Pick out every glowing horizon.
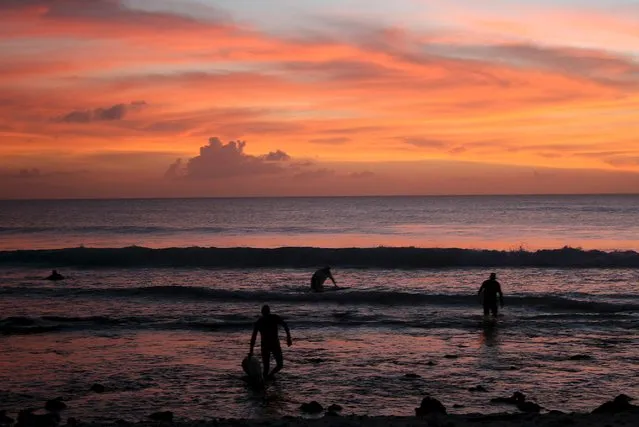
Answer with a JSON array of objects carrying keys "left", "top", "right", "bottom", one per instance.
[{"left": 1, "top": 0, "right": 638, "bottom": 198}]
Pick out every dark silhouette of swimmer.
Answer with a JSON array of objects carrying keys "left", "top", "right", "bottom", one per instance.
[
  {"left": 249, "top": 304, "right": 292, "bottom": 379},
  {"left": 478, "top": 272, "right": 504, "bottom": 316},
  {"left": 310, "top": 266, "right": 337, "bottom": 292},
  {"left": 45, "top": 270, "right": 65, "bottom": 281}
]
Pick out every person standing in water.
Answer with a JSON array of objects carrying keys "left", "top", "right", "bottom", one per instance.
[
  {"left": 310, "top": 266, "right": 337, "bottom": 292},
  {"left": 478, "top": 272, "right": 504, "bottom": 316},
  {"left": 249, "top": 304, "right": 292, "bottom": 379}
]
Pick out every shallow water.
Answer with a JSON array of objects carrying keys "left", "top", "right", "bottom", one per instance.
[{"left": 1, "top": 267, "right": 637, "bottom": 420}]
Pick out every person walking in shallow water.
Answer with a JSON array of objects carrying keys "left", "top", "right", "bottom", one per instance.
[
  {"left": 478, "top": 273, "right": 504, "bottom": 316},
  {"left": 249, "top": 304, "right": 292, "bottom": 379}
]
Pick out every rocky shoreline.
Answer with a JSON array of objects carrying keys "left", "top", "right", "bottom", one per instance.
[{"left": 1, "top": 394, "right": 637, "bottom": 427}]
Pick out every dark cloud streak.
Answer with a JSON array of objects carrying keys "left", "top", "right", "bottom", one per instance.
[{"left": 58, "top": 101, "right": 146, "bottom": 123}]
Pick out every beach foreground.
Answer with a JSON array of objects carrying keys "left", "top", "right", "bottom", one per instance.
[
  {"left": 6, "top": 396, "right": 639, "bottom": 427},
  {"left": 20, "top": 411, "right": 637, "bottom": 427}
]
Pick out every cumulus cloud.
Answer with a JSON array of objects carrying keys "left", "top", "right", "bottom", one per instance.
[
  {"left": 58, "top": 101, "right": 147, "bottom": 123},
  {"left": 262, "top": 150, "right": 291, "bottom": 161},
  {"left": 165, "top": 137, "right": 291, "bottom": 179}
]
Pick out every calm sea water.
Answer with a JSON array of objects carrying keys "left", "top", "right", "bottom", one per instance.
[
  {"left": 0, "top": 196, "right": 638, "bottom": 421},
  {"left": 0, "top": 195, "right": 638, "bottom": 250}
]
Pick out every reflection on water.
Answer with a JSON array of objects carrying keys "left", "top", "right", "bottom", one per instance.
[{"left": 480, "top": 319, "right": 501, "bottom": 348}]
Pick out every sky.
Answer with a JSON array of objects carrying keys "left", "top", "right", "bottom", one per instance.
[{"left": 1, "top": 0, "right": 638, "bottom": 198}]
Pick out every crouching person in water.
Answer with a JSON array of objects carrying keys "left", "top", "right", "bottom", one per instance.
[
  {"left": 311, "top": 266, "right": 337, "bottom": 292},
  {"left": 249, "top": 304, "right": 292, "bottom": 379}
]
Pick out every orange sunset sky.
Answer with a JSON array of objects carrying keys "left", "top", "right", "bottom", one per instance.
[{"left": 1, "top": 0, "right": 638, "bottom": 198}]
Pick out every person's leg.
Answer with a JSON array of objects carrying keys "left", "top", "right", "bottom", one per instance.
[
  {"left": 268, "top": 345, "right": 284, "bottom": 378},
  {"left": 483, "top": 304, "right": 489, "bottom": 316},
  {"left": 261, "top": 347, "right": 271, "bottom": 378},
  {"left": 491, "top": 302, "right": 498, "bottom": 316}
]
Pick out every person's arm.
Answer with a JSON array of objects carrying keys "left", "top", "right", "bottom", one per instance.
[
  {"left": 477, "top": 283, "right": 485, "bottom": 295},
  {"left": 249, "top": 321, "right": 259, "bottom": 356},
  {"left": 329, "top": 272, "right": 337, "bottom": 287},
  {"left": 497, "top": 282, "right": 504, "bottom": 307},
  {"left": 279, "top": 316, "right": 292, "bottom": 346}
]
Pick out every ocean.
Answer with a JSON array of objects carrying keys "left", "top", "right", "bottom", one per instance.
[{"left": 0, "top": 195, "right": 638, "bottom": 421}]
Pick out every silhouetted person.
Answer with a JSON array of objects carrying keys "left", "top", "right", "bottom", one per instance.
[
  {"left": 45, "top": 270, "right": 65, "bottom": 281},
  {"left": 249, "top": 304, "right": 292, "bottom": 379},
  {"left": 310, "top": 266, "right": 337, "bottom": 292},
  {"left": 478, "top": 272, "right": 504, "bottom": 316}
]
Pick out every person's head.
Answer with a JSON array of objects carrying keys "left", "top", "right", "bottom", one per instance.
[
  {"left": 261, "top": 304, "right": 270, "bottom": 316},
  {"left": 489, "top": 272, "right": 497, "bottom": 280}
]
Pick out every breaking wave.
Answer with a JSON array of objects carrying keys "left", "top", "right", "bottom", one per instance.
[
  {"left": 1, "top": 285, "right": 637, "bottom": 313},
  {"left": 1, "top": 246, "right": 639, "bottom": 268}
]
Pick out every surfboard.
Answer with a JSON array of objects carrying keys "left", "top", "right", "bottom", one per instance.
[{"left": 241, "top": 355, "right": 264, "bottom": 388}]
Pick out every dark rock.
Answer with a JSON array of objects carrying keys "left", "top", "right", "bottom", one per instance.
[
  {"left": 300, "top": 401, "right": 323, "bottom": 414},
  {"left": 1, "top": 410, "right": 15, "bottom": 426},
  {"left": 453, "top": 404, "right": 465, "bottom": 409},
  {"left": 415, "top": 396, "right": 447, "bottom": 416},
  {"left": 45, "top": 399, "right": 67, "bottom": 412},
  {"left": 147, "top": 411, "right": 173, "bottom": 422},
  {"left": 468, "top": 385, "right": 488, "bottom": 392},
  {"left": 404, "top": 373, "right": 421, "bottom": 379},
  {"left": 569, "top": 354, "right": 592, "bottom": 361},
  {"left": 89, "top": 384, "right": 106, "bottom": 393},
  {"left": 615, "top": 393, "right": 634, "bottom": 402},
  {"left": 592, "top": 394, "right": 637, "bottom": 414},
  {"left": 427, "top": 361, "right": 437, "bottom": 366},
  {"left": 17, "top": 409, "right": 60, "bottom": 427},
  {"left": 517, "top": 401, "right": 541, "bottom": 413},
  {"left": 444, "top": 355, "right": 458, "bottom": 359},
  {"left": 308, "top": 358, "right": 324, "bottom": 364},
  {"left": 490, "top": 391, "right": 526, "bottom": 405},
  {"left": 466, "top": 413, "right": 525, "bottom": 423},
  {"left": 327, "top": 404, "right": 342, "bottom": 412}
]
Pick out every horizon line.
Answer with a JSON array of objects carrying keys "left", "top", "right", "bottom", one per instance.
[{"left": 1, "top": 192, "right": 639, "bottom": 202}]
